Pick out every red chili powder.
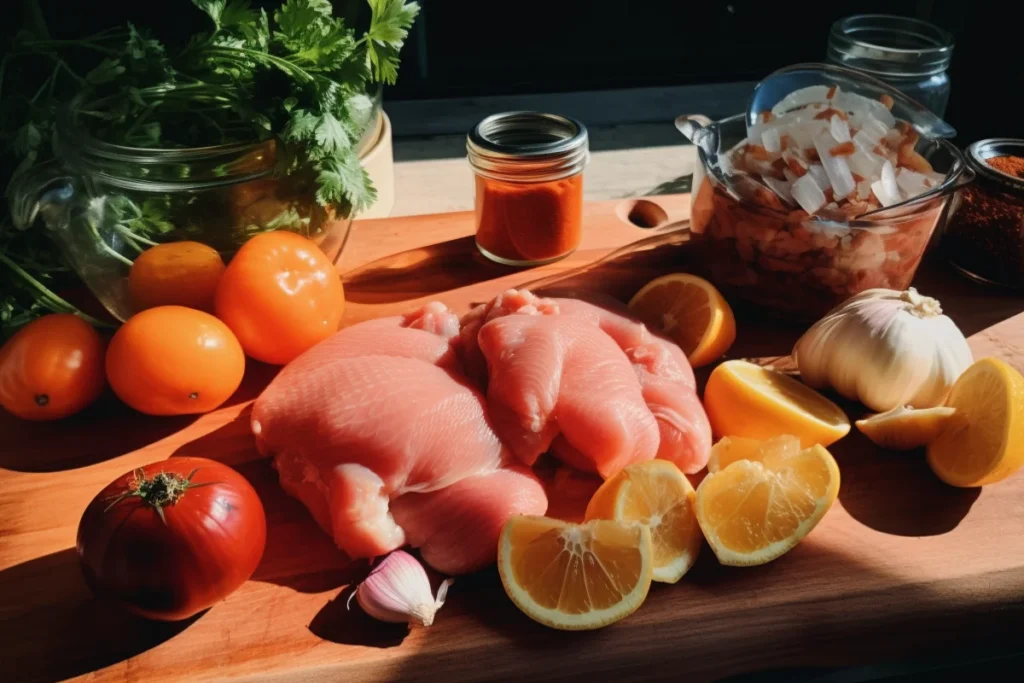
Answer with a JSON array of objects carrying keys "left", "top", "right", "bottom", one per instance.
[{"left": 987, "top": 155, "right": 1024, "bottom": 179}]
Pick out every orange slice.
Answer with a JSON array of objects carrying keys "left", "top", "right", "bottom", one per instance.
[
  {"left": 584, "top": 459, "right": 702, "bottom": 583},
  {"left": 703, "top": 360, "right": 850, "bottom": 447},
  {"left": 498, "top": 516, "right": 653, "bottom": 630},
  {"left": 708, "top": 434, "right": 801, "bottom": 473},
  {"left": 856, "top": 405, "right": 958, "bottom": 451},
  {"left": 927, "top": 358, "right": 1024, "bottom": 487},
  {"left": 696, "top": 444, "right": 840, "bottom": 566},
  {"left": 628, "top": 273, "right": 736, "bottom": 367}
]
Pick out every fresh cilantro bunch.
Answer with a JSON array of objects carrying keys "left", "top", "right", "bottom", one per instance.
[
  {"left": 85, "top": 0, "right": 420, "bottom": 216},
  {"left": 0, "top": 0, "right": 419, "bottom": 336}
]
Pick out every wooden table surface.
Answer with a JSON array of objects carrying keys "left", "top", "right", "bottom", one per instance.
[{"left": 3, "top": 194, "right": 1024, "bottom": 683}]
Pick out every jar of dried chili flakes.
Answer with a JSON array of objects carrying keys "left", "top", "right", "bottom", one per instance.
[
  {"left": 467, "top": 112, "right": 589, "bottom": 266},
  {"left": 943, "top": 139, "right": 1024, "bottom": 288}
]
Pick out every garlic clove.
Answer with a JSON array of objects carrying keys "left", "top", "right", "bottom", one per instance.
[{"left": 348, "top": 550, "right": 454, "bottom": 627}]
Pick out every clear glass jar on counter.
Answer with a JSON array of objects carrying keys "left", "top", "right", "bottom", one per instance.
[
  {"left": 943, "top": 139, "right": 1024, "bottom": 288},
  {"left": 827, "top": 15, "right": 953, "bottom": 117},
  {"left": 467, "top": 112, "right": 589, "bottom": 266},
  {"left": 7, "top": 87, "right": 383, "bottom": 322}
]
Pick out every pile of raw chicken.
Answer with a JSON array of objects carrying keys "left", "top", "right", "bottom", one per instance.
[{"left": 252, "top": 290, "right": 712, "bottom": 574}]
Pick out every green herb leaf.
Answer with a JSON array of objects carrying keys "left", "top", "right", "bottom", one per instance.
[
  {"left": 316, "top": 153, "right": 375, "bottom": 213},
  {"left": 364, "top": 0, "right": 420, "bottom": 84}
]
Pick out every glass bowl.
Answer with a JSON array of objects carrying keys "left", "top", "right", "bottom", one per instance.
[
  {"left": 8, "top": 87, "right": 383, "bottom": 322},
  {"left": 680, "top": 112, "right": 971, "bottom": 319}
]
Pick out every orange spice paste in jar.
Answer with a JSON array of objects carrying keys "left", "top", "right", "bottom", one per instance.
[{"left": 467, "top": 112, "right": 589, "bottom": 266}]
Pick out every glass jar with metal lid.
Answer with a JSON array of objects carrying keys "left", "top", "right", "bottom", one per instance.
[
  {"left": 467, "top": 112, "right": 589, "bottom": 266},
  {"left": 943, "top": 139, "right": 1024, "bottom": 288},
  {"left": 827, "top": 14, "right": 954, "bottom": 116}
]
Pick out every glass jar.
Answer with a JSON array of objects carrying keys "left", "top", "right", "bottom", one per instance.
[
  {"left": 679, "top": 113, "right": 971, "bottom": 320},
  {"left": 827, "top": 15, "right": 954, "bottom": 117},
  {"left": 943, "top": 139, "right": 1024, "bottom": 288},
  {"left": 8, "top": 88, "right": 382, "bottom": 322},
  {"left": 467, "top": 112, "right": 589, "bottom": 266}
]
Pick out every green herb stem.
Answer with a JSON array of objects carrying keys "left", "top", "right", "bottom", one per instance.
[{"left": 0, "top": 252, "right": 111, "bottom": 328}]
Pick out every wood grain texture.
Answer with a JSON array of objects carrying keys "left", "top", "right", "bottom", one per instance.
[{"left": 2, "top": 195, "right": 1024, "bottom": 683}]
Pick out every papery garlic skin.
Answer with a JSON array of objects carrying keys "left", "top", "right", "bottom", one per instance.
[
  {"left": 794, "top": 288, "right": 973, "bottom": 412},
  {"left": 349, "top": 550, "right": 453, "bottom": 627}
]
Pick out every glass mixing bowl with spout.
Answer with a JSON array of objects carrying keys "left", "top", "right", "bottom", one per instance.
[{"left": 676, "top": 63, "right": 972, "bottom": 319}]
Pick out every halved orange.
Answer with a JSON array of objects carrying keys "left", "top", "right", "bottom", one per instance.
[
  {"left": 585, "top": 459, "right": 702, "bottom": 583},
  {"left": 703, "top": 360, "right": 850, "bottom": 447},
  {"left": 927, "top": 358, "right": 1024, "bottom": 487},
  {"left": 628, "top": 273, "right": 736, "bottom": 367},
  {"left": 856, "top": 405, "right": 958, "bottom": 451},
  {"left": 498, "top": 516, "right": 653, "bottom": 630},
  {"left": 696, "top": 443, "right": 840, "bottom": 566},
  {"left": 708, "top": 434, "right": 801, "bottom": 473}
]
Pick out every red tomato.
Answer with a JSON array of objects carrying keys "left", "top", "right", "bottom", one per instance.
[
  {"left": 76, "top": 457, "right": 266, "bottom": 621},
  {"left": 215, "top": 231, "right": 345, "bottom": 365},
  {"left": 0, "top": 314, "right": 106, "bottom": 420}
]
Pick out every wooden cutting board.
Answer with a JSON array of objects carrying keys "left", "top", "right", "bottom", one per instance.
[{"left": 3, "top": 195, "right": 1024, "bottom": 683}]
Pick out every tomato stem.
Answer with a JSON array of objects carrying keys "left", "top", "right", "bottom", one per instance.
[{"left": 104, "top": 467, "right": 216, "bottom": 524}]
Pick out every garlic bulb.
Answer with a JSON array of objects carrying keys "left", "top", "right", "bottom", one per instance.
[
  {"left": 793, "top": 288, "right": 973, "bottom": 412},
  {"left": 348, "top": 550, "right": 452, "bottom": 627}
]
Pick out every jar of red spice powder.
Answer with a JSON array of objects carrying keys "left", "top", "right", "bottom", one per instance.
[
  {"left": 943, "top": 139, "right": 1024, "bottom": 288},
  {"left": 467, "top": 112, "right": 589, "bottom": 266}
]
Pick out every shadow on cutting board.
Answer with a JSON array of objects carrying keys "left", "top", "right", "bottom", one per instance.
[
  {"left": 0, "top": 548, "right": 201, "bottom": 683},
  {"left": 831, "top": 422, "right": 980, "bottom": 537},
  {"left": 0, "top": 397, "right": 197, "bottom": 473},
  {"left": 385, "top": 538, "right": 1024, "bottom": 683},
  {"left": 342, "top": 235, "right": 519, "bottom": 305}
]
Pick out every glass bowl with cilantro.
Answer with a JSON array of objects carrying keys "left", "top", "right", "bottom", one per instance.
[{"left": 3, "top": 0, "right": 418, "bottom": 325}]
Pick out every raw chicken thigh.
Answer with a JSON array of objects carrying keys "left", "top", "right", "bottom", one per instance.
[
  {"left": 460, "top": 290, "right": 712, "bottom": 476},
  {"left": 254, "top": 291, "right": 711, "bottom": 574},
  {"left": 251, "top": 302, "right": 547, "bottom": 574}
]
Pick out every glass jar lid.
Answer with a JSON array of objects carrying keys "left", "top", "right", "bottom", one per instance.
[{"left": 467, "top": 112, "right": 589, "bottom": 183}]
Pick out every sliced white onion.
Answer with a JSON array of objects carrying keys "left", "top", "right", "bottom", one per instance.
[
  {"left": 791, "top": 174, "right": 827, "bottom": 215},
  {"left": 833, "top": 91, "right": 897, "bottom": 128},
  {"left": 871, "top": 161, "right": 902, "bottom": 206},
  {"left": 762, "top": 127, "right": 782, "bottom": 153},
  {"left": 813, "top": 132, "right": 856, "bottom": 199},
  {"left": 895, "top": 168, "right": 931, "bottom": 198},
  {"left": 788, "top": 120, "right": 829, "bottom": 150},
  {"left": 771, "top": 86, "right": 833, "bottom": 116},
  {"left": 829, "top": 115, "right": 851, "bottom": 143},
  {"left": 846, "top": 147, "right": 885, "bottom": 178},
  {"left": 808, "top": 163, "right": 831, "bottom": 191},
  {"left": 853, "top": 128, "right": 883, "bottom": 153},
  {"left": 762, "top": 175, "right": 794, "bottom": 204},
  {"left": 783, "top": 168, "right": 799, "bottom": 183},
  {"left": 856, "top": 179, "right": 873, "bottom": 200}
]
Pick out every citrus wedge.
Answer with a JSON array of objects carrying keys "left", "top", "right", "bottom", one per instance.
[
  {"left": 498, "top": 516, "right": 653, "bottom": 630},
  {"left": 856, "top": 405, "right": 958, "bottom": 451},
  {"left": 708, "top": 434, "right": 801, "bottom": 473},
  {"left": 584, "top": 459, "right": 702, "bottom": 583},
  {"left": 696, "top": 444, "right": 840, "bottom": 566},
  {"left": 628, "top": 273, "right": 736, "bottom": 367},
  {"left": 703, "top": 360, "right": 851, "bottom": 447},
  {"left": 927, "top": 358, "right": 1024, "bottom": 488}
]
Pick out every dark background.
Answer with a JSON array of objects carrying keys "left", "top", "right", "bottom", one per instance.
[{"left": 2, "top": 0, "right": 1019, "bottom": 144}]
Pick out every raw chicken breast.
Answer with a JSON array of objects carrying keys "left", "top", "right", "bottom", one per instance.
[
  {"left": 391, "top": 466, "right": 546, "bottom": 575},
  {"left": 461, "top": 290, "right": 712, "bottom": 475},
  {"left": 252, "top": 303, "right": 547, "bottom": 574}
]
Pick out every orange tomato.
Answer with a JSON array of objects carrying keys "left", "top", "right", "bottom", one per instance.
[
  {"left": 106, "top": 306, "right": 245, "bottom": 415},
  {"left": 129, "top": 241, "right": 227, "bottom": 312},
  {"left": 0, "top": 314, "right": 106, "bottom": 420},
  {"left": 215, "top": 231, "right": 345, "bottom": 365}
]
